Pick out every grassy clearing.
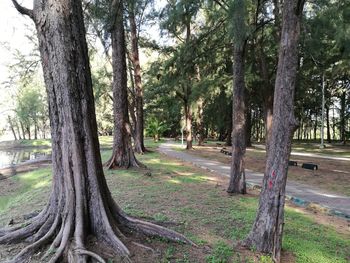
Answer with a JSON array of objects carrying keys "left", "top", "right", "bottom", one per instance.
[{"left": 0, "top": 141, "right": 349, "bottom": 262}]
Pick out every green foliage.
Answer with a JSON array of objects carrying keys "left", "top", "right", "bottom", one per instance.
[{"left": 146, "top": 118, "right": 169, "bottom": 141}]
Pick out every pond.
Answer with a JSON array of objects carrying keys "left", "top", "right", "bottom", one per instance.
[{"left": 0, "top": 149, "right": 51, "bottom": 169}]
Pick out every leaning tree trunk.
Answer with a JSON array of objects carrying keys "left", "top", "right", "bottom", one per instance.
[
  {"left": 107, "top": 0, "right": 142, "bottom": 169},
  {"left": 20, "top": 121, "right": 26, "bottom": 140},
  {"left": 128, "top": 6, "right": 147, "bottom": 154},
  {"left": 0, "top": 1, "right": 192, "bottom": 262},
  {"left": 227, "top": 45, "right": 247, "bottom": 194},
  {"left": 244, "top": 1, "right": 305, "bottom": 262},
  {"left": 7, "top": 116, "right": 18, "bottom": 141}
]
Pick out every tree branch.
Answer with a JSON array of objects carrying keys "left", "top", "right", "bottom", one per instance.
[{"left": 11, "top": 0, "right": 34, "bottom": 20}]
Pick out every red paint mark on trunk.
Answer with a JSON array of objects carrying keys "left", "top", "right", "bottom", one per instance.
[
  {"left": 268, "top": 180, "right": 273, "bottom": 189},
  {"left": 272, "top": 170, "right": 276, "bottom": 178}
]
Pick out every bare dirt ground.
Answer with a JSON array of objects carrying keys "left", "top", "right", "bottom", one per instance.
[{"left": 189, "top": 144, "right": 350, "bottom": 196}]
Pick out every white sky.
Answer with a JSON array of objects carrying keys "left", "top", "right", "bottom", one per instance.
[{"left": 0, "top": 0, "right": 34, "bottom": 81}]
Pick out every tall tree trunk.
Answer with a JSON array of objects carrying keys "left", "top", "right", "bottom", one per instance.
[
  {"left": 326, "top": 105, "right": 331, "bottom": 143},
  {"left": 1, "top": 1, "right": 191, "bottom": 262},
  {"left": 128, "top": 6, "right": 146, "bottom": 154},
  {"left": 34, "top": 118, "right": 38, "bottom": 140},
  {"left": 7, "top": 116, "right": 18, "bottom": 141},
  {"left": 15, "top": 120, "right": 22, "bottom": 140},
  {"left": 244, "top": 1, "right": 305, "bottom": 261},
  {"left": 227, "top": 45, "right": 247, "bottom": 194},
  {"left": 197, "top": 97, "right": 205, "bottom": 146},
  {"left": 340, "top": 90, "right": 346, "bottom": 144},
  {"left": 332, "top": 106, "right": 336, "bottom": 140},
  {"left": 107, "top": 0, "right": 141, "bottom": 169},
  {"left": 20, "top": 121, "right": 26, "bottom": 140},
  {"left": 246, "top": 104, "right": 252, "bottom": 147},
  {"left": 185, "top": 100, "right": 193, "bottom": 150},
  {"left": 314, "top": 114, "right": 317, "bottom": 140},
  {"left": 27, "top": 125, "right": 31, "bottom": 140}
]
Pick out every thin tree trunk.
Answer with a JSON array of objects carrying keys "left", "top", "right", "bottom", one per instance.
[
  {"left": 227, "top": 45, "right": 247, "bottom": 194},
  {"left": 107, "top": 0, "right": 141, "bottom": 169},
  {"left": 340, "top": 90, "right": 346, "bottom": 144},
  {"left": 128, "top": 6, "right": 146, "bottom": 154},
  {"left": 20, "top": 121, "right": 26, "bottom": 140},
  {"left": 314, "top": 114, "right": 317, "bottom": 140},
  {"left": 246, "top": 104, "right": 252, "bottom": 147},
  {"left": 15, "top": 120, "right": 22, "bottom": 140},
  {"left": 326, "top": 105, "right": 331, "bottom": 143},
  {"left": 34, "top": 118, "right": 38, "bottom": 140},
  {"left": 27, "top": 125, "right": 31, "bottom": 140},
  {"left": 197, "top": 97, "right": 205, "bottom": 146},
  {"left": 332, "top": 106, "right": 336, "bottom": 140},
  {"left": 185, "top": 100, "right": 193, "bottom": 150},
  {"left": 7, "top": 116, "right": 18, "bottom": 141},
  {"left": 1, "top": 1, "right": 191, "bottom": 262},
  {"left": 244, "top": 1, "right": 305, "bottom": 261}
]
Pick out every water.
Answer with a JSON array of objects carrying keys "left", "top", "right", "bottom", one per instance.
[{"left": 0, "top": 150, "right": 51, "bottom": 169}]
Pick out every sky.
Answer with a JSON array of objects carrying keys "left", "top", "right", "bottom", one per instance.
[
  {"left": 0, "top": 0, "right": 166, "bottom": 140},
  {"left": 0, "top": 0, "right": 34, "bottom": 81}
]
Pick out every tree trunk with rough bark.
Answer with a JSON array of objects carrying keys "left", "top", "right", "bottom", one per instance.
[
  {"left": 8, "top": 116, "right": 18, "bottom": 141},
  {"left": 128, "top": 5, "right": 146, "bottom": 154},
  {"left": 244, "top": 1, "right": 305, "bottom": 262},
  {"left": 107, "top": 0, "right": 141, "bottom": 169},
  {"left": 326, "top": 105, "right": 331, "bottom": 143},
  {"left": 20, "top": 121, "right": 26, "bottom": 140},
  {"left": 0, "top": 1, "right": 192, "bottom": 262},
  {"left": 340, "top": 90, "right": 346, "bottom": 145},
  {"left": 246, "top": 104, "right": 252, "bottom": 147},
  {"left": 197, "top": 98, "right": 205, "bottom": 146},
  {"left": 185, "top": 100, "right": 193, "bottom": 150},
  {"left": 227, "top": 45, "right": 247, "bottom": 194}
]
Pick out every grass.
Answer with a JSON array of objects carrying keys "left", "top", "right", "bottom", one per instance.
[{"left": 0, "top": 139, "right": 349, "bottom": 262}]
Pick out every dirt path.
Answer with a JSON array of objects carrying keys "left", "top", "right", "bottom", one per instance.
[{"left": 159, "top": 142, "right": 350, "bottom": 220}]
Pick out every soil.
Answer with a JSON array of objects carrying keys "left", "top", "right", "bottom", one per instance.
[{"left": 190, "top": 144, "right": 350, "bottom": 196}]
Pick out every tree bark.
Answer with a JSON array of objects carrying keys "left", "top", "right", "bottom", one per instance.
[
  {"left": 20, "top": 121, "right": 26, "bottom": 140},
  {"left": 185, "top": 100, "right": 193, "bottom": 150},
  {"left": 244, "top": 1, "right": 305, "bottom": 261},
  {"left": 7, "top": 116, "right": 18, "bottom": 141},
  {"left": 340, "top": 90, "right": 346, "bottom": 144},
  {"left": 246, "top": 104, "right": 252, "bottom": 147},
  {"left": 197, "top": 97, "right": 205, "bottom": 146},
  {"left": 128, "top": 5, "right": 146, "bottom": 154},
  {"left": 227, "top": 43, "right": 247, "bottom": 194},
  {"left": 107, "top": 0, "right": 142, "bottom": 169},
  {"left": 1, "top": 1, "right": 191, "bottom": 262},
  {"left": 326, "top": 105, "right": 331, "bottom": 143}
]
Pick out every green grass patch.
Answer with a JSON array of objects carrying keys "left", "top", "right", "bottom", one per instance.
[{"left": 0, "top": 140, "right": 349, "bottom": 262}]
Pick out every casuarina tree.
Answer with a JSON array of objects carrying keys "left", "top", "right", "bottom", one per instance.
[
  {"left": 244, "top": 0, "right": 306, "bottom": 262},
  {"left": 0, "top": 0, "right": 192, "bottom": 262},
  {"left": 106, "top": 0, "right": 142, "bottom": 169}
]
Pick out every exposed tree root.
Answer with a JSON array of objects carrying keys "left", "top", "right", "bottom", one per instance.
[
  {"left": 0, "top": 199, "right": 194, "bottom": 262},
  {"left": 106, "top": 149, "right": 146, "bottom": 170}
]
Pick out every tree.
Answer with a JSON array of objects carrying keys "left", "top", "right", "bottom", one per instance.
[
  {"left": 106, "top": 0, "right": 142, "bottom": 168},
  {"left": 0, "top": 0, "right": 191, "bottom": 262},
  {"left": 244, "top": 0, "right": 306, "bottom": 262},
  {"left": 227, "top": 0, "right": 248, "bottom": 194},
  {"left": 127, "top": 0, "right": 151, "bottom": 154}
]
